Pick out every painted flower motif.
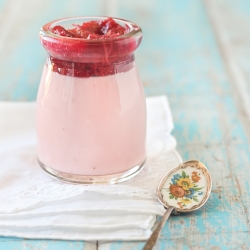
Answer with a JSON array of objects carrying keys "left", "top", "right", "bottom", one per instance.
[
  {"left": 177, "top": 202, "right": 183, "bottom": 209},
  {"left": 169, "top": 185, "right": 185, "bottom": 198},
  {"left": 192, "top": 171, "right": 201, "bottom": 183},
  {"left": 171, "top": 174, "right": 182, "bottom": 184},
  {"left": 167, "top": 170, "right": 205, "bottom": 209},
  {"left": 181, "top": 198, "right": 192, "bottom": 205},
  {"left": 176, "top": 178, "right": 194, "bottom": 190},
  {"left": 185, "top": 188, "right": 196, "bottom": 198}
]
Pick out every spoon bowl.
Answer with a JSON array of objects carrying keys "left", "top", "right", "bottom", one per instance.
[{"left": 157, "top": 160, "right": 212, "bottom": 213}]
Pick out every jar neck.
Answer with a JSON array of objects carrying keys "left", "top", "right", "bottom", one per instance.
[
  {"left": 47, "top": 54, "right": 135, "bottom": 78},
  {"left": 41, "top": 17, "right": 142, "bottom": 65}
]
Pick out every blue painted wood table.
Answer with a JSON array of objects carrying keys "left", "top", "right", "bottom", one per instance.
[{"left": 1, "top": 0, "right": 250, "bottom": 249}]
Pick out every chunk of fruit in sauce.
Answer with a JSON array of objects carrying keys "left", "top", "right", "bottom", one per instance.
[{"left": 51, "top": 18, "right": 129, "bottom": 39}]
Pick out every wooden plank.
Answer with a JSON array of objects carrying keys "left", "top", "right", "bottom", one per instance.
[
  {"left": 204, "top": 0, "right": 250, "bottom": 136},
  {"left": 0, "top": 237, "right": 96, "bottom": 250}
]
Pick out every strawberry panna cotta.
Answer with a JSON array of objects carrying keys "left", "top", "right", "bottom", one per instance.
[
  {"left": 37, "top": 17, "right": 146, "bottom": 182},
  {"left": 42, "top": 18, "right": 136, "bottom": 78}
]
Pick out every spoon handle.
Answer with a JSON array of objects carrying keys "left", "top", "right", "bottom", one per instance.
[{"left": 143, "top": 206, "right": 175, "bottom": 250}]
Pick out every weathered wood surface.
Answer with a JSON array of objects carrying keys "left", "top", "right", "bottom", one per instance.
[{"left": 1, "top": 0, "right": 250, "bottom": 249}]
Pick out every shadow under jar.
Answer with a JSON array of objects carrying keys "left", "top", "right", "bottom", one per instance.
[{"left": 36, "top": 16, "right": 146, "bottom": 184}]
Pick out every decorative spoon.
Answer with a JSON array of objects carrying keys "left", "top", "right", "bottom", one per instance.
[{"left": 143, "top": 160, "right": 212, "bottom": 250}]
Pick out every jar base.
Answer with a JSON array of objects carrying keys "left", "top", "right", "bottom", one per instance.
[{"left": 38, "top": 158, "right": 146, "bottom": 184}]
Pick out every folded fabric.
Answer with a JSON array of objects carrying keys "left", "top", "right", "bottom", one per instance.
[{"left": 0, "top": 96, "right": 182, "bottom": 240}]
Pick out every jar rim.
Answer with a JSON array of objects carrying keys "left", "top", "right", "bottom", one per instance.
[
  {"left": 41, "top": 16, "right": 142, "bottom": 43},
  {"left": 40, "top": 16, "right": 143, "bottom": 63}
]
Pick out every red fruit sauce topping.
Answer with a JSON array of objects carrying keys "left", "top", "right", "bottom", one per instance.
[
  {"left": 51, "top": 17, "right": 129, "bottom": 39},
  {"left": 41, "top": 18, "right": 139, "bottom": 78}
]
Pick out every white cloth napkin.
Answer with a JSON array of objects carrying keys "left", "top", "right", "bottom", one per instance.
[{"left": 0, "top": 96, "right": 182, "bottom": 241}]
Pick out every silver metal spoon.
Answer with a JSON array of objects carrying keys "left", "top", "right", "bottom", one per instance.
[{"left": 143, "top": 160, "right": 212, "bottom": 250}]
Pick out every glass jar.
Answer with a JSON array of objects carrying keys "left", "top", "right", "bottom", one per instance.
[{"left": 36, "top": 17, "right": 146, "bottom": 184}]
